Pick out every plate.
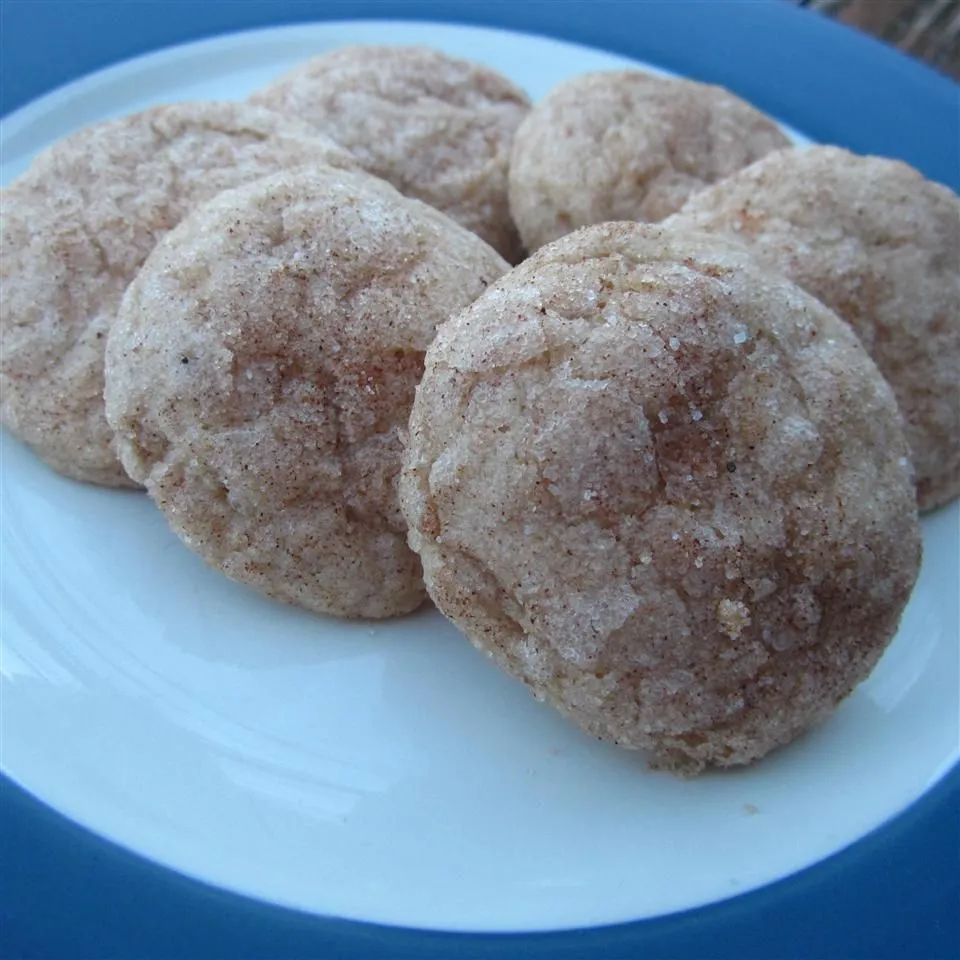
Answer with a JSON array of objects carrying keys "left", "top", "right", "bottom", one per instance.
[{"left": 2, "top": 16, "right": 958, "bottom": 936}]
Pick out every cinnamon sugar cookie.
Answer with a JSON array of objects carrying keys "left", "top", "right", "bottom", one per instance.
[
  {"left": 250, "top": 45, "right": 530, "bottom": 261},
  {"left": 105, "top": 166, "right": 507, "bottom": 618},
  {"left": 400, "top": 222, "right": 920, "bottom": 773},
  {"left": 508, "top": 71, "right": 789, "bottom": 251}
]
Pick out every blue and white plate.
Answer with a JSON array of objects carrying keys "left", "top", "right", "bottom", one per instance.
[{"left": 2, "top": 4, "right": 958, "bottom": 956}]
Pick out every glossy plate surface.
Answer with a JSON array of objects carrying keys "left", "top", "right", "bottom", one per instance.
[{"left": 2, "top": 18, "right": 958, "bottom": 935}]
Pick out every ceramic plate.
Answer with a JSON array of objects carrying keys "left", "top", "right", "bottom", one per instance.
[{"left": 2, "top": 17, "right": 958, "bottom": 935}]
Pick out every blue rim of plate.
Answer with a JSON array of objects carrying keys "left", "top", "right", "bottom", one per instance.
[{"left": 1, "top": 2, "right": 957, "bottom": 958}]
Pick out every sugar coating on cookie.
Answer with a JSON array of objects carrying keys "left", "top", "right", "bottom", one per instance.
[
  {"left": 508, "top": 71, "right": 789, "bottom": 252},
  {"left": 669, "top": 145, "right": 960, "bottom": 511},
  {"left": 105, "top": 166, "right": 508, "bottom": 618},
  {"left": 250, "top": 45, "right": 530, "bottom": 261},
  {"left": 400, "top": 222, "right": 920, "bottom": 773},
  {"left": 0, "top": 102, "right": 355, "bottom": 487}
]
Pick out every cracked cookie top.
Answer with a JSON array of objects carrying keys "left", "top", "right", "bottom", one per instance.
[
  {"left": 0, "top": 101, "right": 355, "bottom": 486},
  {"left": 105, "top": 165, "right": 507, "bottom": 618},
  {"left": 399, "top": 221, "right": 920, "bottom": 773}
]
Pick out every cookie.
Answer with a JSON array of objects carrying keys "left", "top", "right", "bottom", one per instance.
[
  {"left": 0, "top": 101, "right": 355, "bottom": 486},
  {"left": 105, "top": 166, "right": 508, "bottom": 618},
  {"left": 669, "top": 145, "right": 960, "bottom": 510},
  {"left": 399, "top": 222, "right": 920, "bottom": 773},
  {"left": 249, "top": 45, "right": 530, "bottom": 261},
  {"left": 508, "top": 71, "right": 789, "bottom": 252}
]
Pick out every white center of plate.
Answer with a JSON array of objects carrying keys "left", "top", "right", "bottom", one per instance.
[{"left": 1, "top": 20, "right": 956, "bottom": 934}]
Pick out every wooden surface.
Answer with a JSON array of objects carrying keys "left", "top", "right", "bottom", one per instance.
[{"left": 793, "top": 0, "right": 960, "bottom": 77}]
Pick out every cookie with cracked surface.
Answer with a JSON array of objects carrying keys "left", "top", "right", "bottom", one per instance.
[
  {"left": 668, "top": 146, "right": 960, "bottom": 511},
  {"left": 508, "top": 71, "right": 789, "bottom": 252},
  {"left": 249, "top": 45, "right": 530, "bottom": 262},
  {"left": 0, "top": 101, "right": 355, "bottom": 487},
  {"left": 399, "top": 222, "right": 920, "bottom": 773},
  {"left": 105, "top": 166, "right": 508, "bottom": 619}
]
